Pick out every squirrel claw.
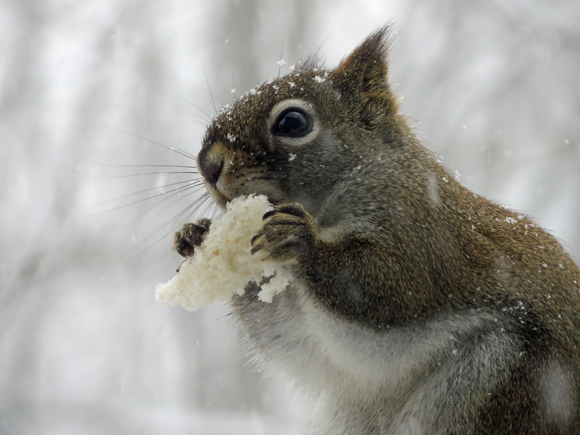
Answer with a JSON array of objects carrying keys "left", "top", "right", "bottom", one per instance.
[
  {"left": 262, "top": 204, "right": 307, "bottom": 221},
  {"left": 262, "top": 210, "right": 278, "bottom": 220},
  {"left": 253, "top": 202, "right": 316, "bottom": 263}
]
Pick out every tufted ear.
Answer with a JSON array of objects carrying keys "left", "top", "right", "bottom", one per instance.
[{"left": 331, "top": 27, "right": 398, "bottom": 121}]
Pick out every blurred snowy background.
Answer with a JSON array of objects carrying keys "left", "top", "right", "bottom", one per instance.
[{"left": 1, "top": 0, "right": 579, "bottom": 434}]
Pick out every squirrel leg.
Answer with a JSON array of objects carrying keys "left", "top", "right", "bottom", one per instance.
[
  {"left": 307, "top": 323, "right": 519, "bottom": 435},
  {"left": 388, "top": 325, "right": 519, "bottom": 435}
]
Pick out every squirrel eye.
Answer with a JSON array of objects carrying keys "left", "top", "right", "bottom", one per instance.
[{"left": 272, "top": 109, "right": 312, "bottom": 137}]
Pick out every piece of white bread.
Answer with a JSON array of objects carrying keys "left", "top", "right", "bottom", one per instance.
[{"left": 155, "top": 194, "right": 292, "bottom": 311}]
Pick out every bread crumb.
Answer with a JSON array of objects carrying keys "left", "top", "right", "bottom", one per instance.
[{"left": 155, "top": 194, "right": 291, "bottom": 311}]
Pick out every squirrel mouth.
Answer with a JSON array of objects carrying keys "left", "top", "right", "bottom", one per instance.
[
  {"left": 202, "top": 177, "right": 278, "bottom": 210},
  {"left": 201, "top": 180, "right": 229, "bottom": 210}
]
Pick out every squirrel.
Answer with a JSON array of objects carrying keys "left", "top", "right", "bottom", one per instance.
[{"left": 173, "top": 27, "right": 580, "bottom": 434}]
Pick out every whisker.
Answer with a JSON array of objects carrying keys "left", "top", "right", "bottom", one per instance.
[
  {"left": 138, "top": 192, "right": 214, "bottom": 254},
  {"left": 107, "top": 126, "right": 197, "bottom": 160},
  {"left": 184, "top": 112, "right": 211, "bottom": 124},
  {"left": 153, "top": 190, "right": 212, "bottom": 232},
  {"left": 209, "top": 199, "right": 222, "bottom": 219},
  {"left": 192, "top": 120, "right": 209, "bottom": 128},
  {"left": 176, "top": 192, "right": 213, "bottom": 223},
  {"left": 100, "top": 213, "right": 185, "bottom": 275},
  {"left": 92, "top": 163, "right": 197, "bottom": 169},
  {"left": 90, "top": 179, "right": 202, "bottom": 208},
  {"left": 96, "top": 171, "right": 198, "bottom": 180},
  {"left": 105, "top": 190, "right": 210, "bottom": 269},
  {"left": 90, "top": 182, "right": 199, "bottom": 215},
  {"left": 136, "top": 184, "right": 206, "bottom": 223},
  {"left": 178, "top": 97, "right": 213, "bottom": 122},
  {"left": 203, "top": 66, "right": 218, "bottom": 114},
  {"left": 142, "top": 212, "right": 194, "bottom": 251},
  {"left": 196, "top": 192, "right": 215, "bottom": 218},
  {"left": 180, "top": 115, "right": 209, "bottom": 128},
  {"left": 172, "top": 191, "right": 211, "bottom": 223},
  {"left": 169, "top": 191, "right": 213, "bottom": 226}
]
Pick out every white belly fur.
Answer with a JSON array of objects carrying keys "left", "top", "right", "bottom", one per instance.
[{"left": 233, "top": 282, "right": 516, "bottom": 434}]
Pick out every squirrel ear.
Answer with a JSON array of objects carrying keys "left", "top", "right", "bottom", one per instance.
[{"left": 331, "top": 27, "right": 397, "bottom": 117}]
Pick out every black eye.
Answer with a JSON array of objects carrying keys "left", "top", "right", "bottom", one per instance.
[{"left": 272, "top": 109, "right": 312, "bottom": 137}]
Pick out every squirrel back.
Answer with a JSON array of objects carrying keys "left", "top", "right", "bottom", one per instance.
[{"left": 179, "top": 27, "right": 580, "bottom": 434}]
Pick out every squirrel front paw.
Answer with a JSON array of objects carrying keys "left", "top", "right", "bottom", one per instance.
[
  {"left": 250, "top": 203, "right": 316, "bottom": 263},
  {"left": 173, "top": 218, "right": 212, "bottom": 258}
]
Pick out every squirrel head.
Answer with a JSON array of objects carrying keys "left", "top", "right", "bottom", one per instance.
[{"left": 197, "top": 27, "right": 409, "bottom": 217}]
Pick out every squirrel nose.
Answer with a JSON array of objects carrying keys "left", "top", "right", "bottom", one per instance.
[{"left": 200, "top": 158, "right": 224, "bottom": 187}]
